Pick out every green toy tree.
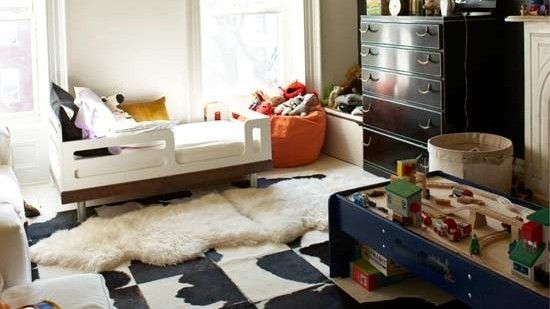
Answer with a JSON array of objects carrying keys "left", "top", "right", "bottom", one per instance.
[{"left": 470, "top": 234, "right": 481, "bottom": 255}]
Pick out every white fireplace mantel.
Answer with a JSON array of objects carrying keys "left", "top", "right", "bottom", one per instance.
[{"left": 506, "top": 16, "right": 550, "bottom": 204}]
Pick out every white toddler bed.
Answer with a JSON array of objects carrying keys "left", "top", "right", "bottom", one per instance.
[{"left": 49, "top": 108, "right": 272, "bottom": 221}]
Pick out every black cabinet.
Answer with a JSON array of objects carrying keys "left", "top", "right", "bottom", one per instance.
[{"left": 360, "top": 15, "right": 503, "bottom": 177}]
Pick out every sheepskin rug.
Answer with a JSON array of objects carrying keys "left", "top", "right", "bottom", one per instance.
[{"left": 30, "top": 172, "right": 381, "bottom": 272}]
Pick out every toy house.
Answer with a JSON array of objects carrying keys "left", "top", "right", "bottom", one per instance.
[
  {"left": 385, "top": 180, "right": 422, "bottom": 227},
  {"left": 509, "top": 208, "right": 549, "bottom": 286}
]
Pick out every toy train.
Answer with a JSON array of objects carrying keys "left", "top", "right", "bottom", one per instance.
[{"left": 433, "top": 218, "right": 472, "bottom": 242}]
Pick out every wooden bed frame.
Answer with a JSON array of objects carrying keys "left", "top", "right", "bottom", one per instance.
[{"left": 49, "top": 108, "right": 273, "bottom": 222}]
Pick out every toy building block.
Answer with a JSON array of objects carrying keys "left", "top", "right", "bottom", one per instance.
[
  {"left": 386, "top": 180, "right": 423, "bottom": 228},
  {"left": 469, "top": 210, "right": 488, "bottom": 229},
  {"left": 509, "top": 208, "right": 549, "bottom": 284},
  {"left": 350, "top": 259, "right": 410, "bottom": 291},
  {"left": 390, "top": 175, "right": 416, "bottom": 184},
  {"left": 397, "top": 159, "right": 417, "bottom": 177}
]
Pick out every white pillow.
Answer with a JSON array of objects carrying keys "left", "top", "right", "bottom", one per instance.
[
  {"left": 0, "top": 124, "right": 11, "bottom": 166},
  {"left": 73, "top": 87, "right": 116, "bottom": 139}
]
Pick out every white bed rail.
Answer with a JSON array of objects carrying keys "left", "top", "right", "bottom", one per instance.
[{"left": 56, "top": 109, "right": 272, "bottom": 193}]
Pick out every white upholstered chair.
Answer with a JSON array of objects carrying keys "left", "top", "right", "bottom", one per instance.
[{"left": 0, "top": 125, "right": 115, "bottom": 308}]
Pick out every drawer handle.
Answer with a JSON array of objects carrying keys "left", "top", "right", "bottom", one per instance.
[
  {"left": 417, "top": 55, "right": 433, "bottom": 65},
  {"left": 416, "top": 26, "right": 432, "bottom": 37},
  {"left": 419, "top": 119, "right": 432, "bottom": 130},
  {"left": 364, "top": 103, "right": 372, "bottom": 113},
  {"left": 418, "top": 83, "right": 432, "bottom": 94},
  {"left": 360, "top": 48, "right": 379, "bottom": 57},
  {"left": 364, "top": 136, "right": 373, "bottom": 147},
  {"left": 360, "top": 24, "right": 379, "bottom": 33},
  {"left": 361, "top": 73, "right": 380, "bottom": 83}
]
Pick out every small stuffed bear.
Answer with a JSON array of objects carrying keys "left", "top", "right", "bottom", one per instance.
[
  {"left": 266, "top": 95, "right": 285, "bottom": 108},
  {"left": 341, "top": 65, "right": 362, "bottom": 95},
  {"left": 423, "top": 0, "right": 440, "bottom": 16},
  {"left": 101, "top": 94, "right": 125, "bottom": 113},
  {"left": 289, "top": 93, "right": 317, "bottom": 116},
  {"left": 101, "top": 94, "right": 133, "bottom": 120}
]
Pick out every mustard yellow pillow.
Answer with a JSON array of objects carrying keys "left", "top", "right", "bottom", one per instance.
[{"left": 120, "top": 97, "right": 169, "bottom": 122}]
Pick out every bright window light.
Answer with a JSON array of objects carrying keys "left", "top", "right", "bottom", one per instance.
[{"left": 200, "top": 0, "right": 305, "bottom": 101}]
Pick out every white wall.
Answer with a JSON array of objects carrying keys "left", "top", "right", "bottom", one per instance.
[
  {"left": 67, "top": 0, "right": 190, "bottom": 120},
  {"left": 320, "top": 0, "right": 359, "bottom": 92}
]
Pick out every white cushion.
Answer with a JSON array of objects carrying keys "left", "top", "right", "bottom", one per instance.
[
  {"left": 74, "top": 87, "right": 116, "bottom": 139},
  {"left": 0, "top": 166, "right": 24, "bottom": 220},
  {"left": 0, "top": 124, "right": 10, "bottom": 165},
  {"left": 0, "top": 207, "right": 30, "bottom": 291},
  {"left": 1, "top": 274, "right": 114, "bottom": 309}
]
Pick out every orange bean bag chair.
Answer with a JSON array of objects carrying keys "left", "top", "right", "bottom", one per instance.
[{"left": 270, "top": 105, "right": 327, "bottom": 168}]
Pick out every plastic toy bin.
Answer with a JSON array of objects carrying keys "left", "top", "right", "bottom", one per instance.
[{"left": 428, "top": 133, "right": 514, "bottom": 193}]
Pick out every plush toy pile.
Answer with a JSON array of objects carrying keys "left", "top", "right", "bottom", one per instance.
[
  {"left": 326, "top": 65, "right": 363, "bottom": 116},
  {"left": 249, "top": 81, "right": 319, "bottom": 117}
]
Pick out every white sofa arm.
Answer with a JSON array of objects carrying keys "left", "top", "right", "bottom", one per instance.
[
  {"left": 0, "top": 166, "right": 25, "bottom": 221},
  {"left": 0, "top": 207, "right": 31, "bottom": 292}
]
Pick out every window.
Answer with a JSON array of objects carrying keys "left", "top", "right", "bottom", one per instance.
[
  {"left": 200, "top": 0, "right": 305, "bottom": 101},
  {"left": 0, "top": 0, "right": 35, "bottom": 114}
]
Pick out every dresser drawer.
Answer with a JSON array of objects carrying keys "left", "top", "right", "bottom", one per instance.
[
  {"left": 363, "top": 128, "right": 428, "bottom": 174},
  {"left": 362, "top": 68, "right": 442, "bottom": 109},
  {"left": 360, "top": 22, "right": 441, "bottom": 49},
  {"left": 361, "top": 45, "right": 442, "bottom": 77},
  {"left": 363, "top": 96, "right": 442, "bottom": 143}
]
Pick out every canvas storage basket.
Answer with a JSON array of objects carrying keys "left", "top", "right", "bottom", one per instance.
[{"left": 428, "top": 133, "right": 514, "bottom": 193}]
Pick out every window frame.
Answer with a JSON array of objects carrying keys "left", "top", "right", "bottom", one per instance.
[
  {"left": 0, "top": 0, "right": 41, "bottom": 119},
  {"left": 190, "top": 0, "right": 321, "bottom": 114},
  {"left": 198, "top": 0, "right": 306, "bottom": 102}
]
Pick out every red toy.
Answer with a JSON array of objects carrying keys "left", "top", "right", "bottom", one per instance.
[
  {"left": 255, "top": 102, "right": 274, "bottom": 116},
  {"left": 421, "top": 211, "right": 432, "bottom": 226},
  {"left": 433, "top": 217, "right": 472, "bottom": 242},
  {"left": 280, "top": 81, "right": 307, "bottom": 100},
  {"left": 521, "top": 221, "right": 543, "bottom": 248}
]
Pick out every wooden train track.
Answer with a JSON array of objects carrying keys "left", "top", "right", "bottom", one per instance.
[{"left": 478, "top": 230, "right": 510, "bottom": 249}]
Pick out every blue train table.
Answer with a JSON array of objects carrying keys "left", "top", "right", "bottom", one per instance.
[{"left": 329, "top": 171, "right": 549, "bottom": 308}]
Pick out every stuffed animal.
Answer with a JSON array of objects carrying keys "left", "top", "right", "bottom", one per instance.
[
  {"left": 336, "top": 93, "right": 362, "bottom": 113},
  {"left": 280, "top": 81, "right": 307, "bottom": 100},
  {"left": 328, "top": 86, "right": 345, "bottom": 109},
  {"left": 101, "top": 94, "right": 125, "bottom": 113},
  {"left": 341, "top": 65, "right": 362, "bottom": 95},
  {"left": 256, "top": 102, "right": 274, "bottom": 116},
  {"left": 249, "top": 91, "right": 268, "bottom": 111},
  {"left": 288, "top": 93, "right": 317, "bottom": 116},
  {"left": 266, "top": 95, "right": 286, "bottom": 108},
  {"left": 101, "top": 94, "right": 132, "bottom": 120},
  {"left": 275, "top": 96, "right": 303, "bottom": 116},
  {"left": 423, "top": 0, "right": 440, "bottom": 15}
]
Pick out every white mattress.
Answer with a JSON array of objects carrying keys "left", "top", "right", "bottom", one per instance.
[
  {"left": 75, "top": 121, "right": 257, "bottom": 178},
  {"left": 173, "top": 121, "right": 248, "bottom": 164}
]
